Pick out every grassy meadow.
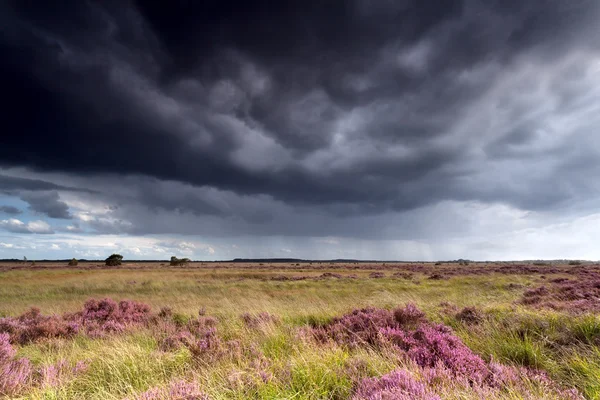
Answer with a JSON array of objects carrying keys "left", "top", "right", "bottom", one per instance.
[{"left": 1, "top": 261, "right": 599, "bottom": 399}]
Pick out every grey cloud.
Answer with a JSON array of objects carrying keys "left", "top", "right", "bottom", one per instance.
[
  {"left": 0, "top": 205, "right": 22, "bottom": 215},
  {"left": 20, "top": 191, "right": 72, "bottom": 219},
  {"left": 0, "top": 174, "right": 92, "bottom": 193}
]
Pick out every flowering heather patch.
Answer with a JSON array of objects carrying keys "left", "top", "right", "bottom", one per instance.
[
  {"left": 393, "top": 303, "right": 426, "bottom": 328},
  {"left": 0, "top": 298, "right": 153, "bottom": 344},
  {"left": 312, "top": 307, "right": 397, "bottom": 347},
  {"left": 1, "top": 333, "right": 32, "bottom": 396},
  {"left": 315, "top": 305, "right": 585, "bottom": 399},
  {"left": 158, "top": 315, "right": 222, "bottom": 355},
  {"left": 0, "top": 308, "right": 79, "bottom": 345},
  {"left": 187, "top": 328, "right": 224, "bottom": 362},
  {"left": 314, "top": 305, "right": 518, "bottom": 385},
  {"left": 380, "top": 324, "right": 489, "bottom": 383},
  {"left": 1, "top": 333, "right": 89, "bottom": 395},
  {"left": 132, "top": 380, "right": 209, "bottom": 400},
  {"left": 351, "top": 357, "right": 584, "bottom": 400},
  {"left": 0, "top": 356, "right": 31, "bottom": 396},
  {"left": 0, "top": 333, "right": 15, "bottom": 363},
  {"left": 38, "top": 359, "right": 89, "bottom": 388},
  {"left": 368, "top": 272, "right": 385, "bottom": 279},
  {"left": 0, "top": 299, "right": 151, "bottom": 344},
  {"left": 81, "top": 298, "right": 151, "bottom": 325},
  {"left": 153, "top": 311, "right": 229, "bottom": 362},
  {"left": 312, "top": 304, "right": 426, "bottom": 347},
  {"left": 519, "top": 278, "right": 600, "bottom": 313},
  {"left": 352, "top": 370, "right": 440, "bottom": 400},
  {"left": 160, "top": 330, "right": 195, "bottom": 351}
]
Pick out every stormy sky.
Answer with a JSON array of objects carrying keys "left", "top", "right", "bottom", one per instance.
[{"left": 1, "top": 0, "right": 600, "bottom": 261}]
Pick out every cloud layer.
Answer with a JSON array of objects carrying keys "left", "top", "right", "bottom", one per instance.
[{"left": 1, "top": 1, "right": 600, "bottom": 260}]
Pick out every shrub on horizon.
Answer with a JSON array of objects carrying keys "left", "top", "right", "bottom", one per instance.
[
  {"left": 68, "top": 258, "right": 78, "bottom": 266},
  {"left": 170, "top": 256, "right": 191, "bottom": 267},
  {"left": 105, "top": 254, "right": 123, "bottom": 266}
]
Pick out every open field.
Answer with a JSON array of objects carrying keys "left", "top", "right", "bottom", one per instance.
[{"left": 1, "top": 261, "right": 600, "bottom": 399}]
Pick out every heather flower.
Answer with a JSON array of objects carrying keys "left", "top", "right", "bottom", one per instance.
[
  {"left": 38, "top": 358, "right": 89, "bottom": 388},
  {"left": 400, "top": 324, "right": 488, "bottom": 383},
  {"left": 519, "top": 278, "right": 600, "bottom": 313},
  {"left": 0, "top": 310, "right": 77, "bottom": 345},
  {"left": 188, "top": 329, "right": 224, "bottom": 362},
  {"left": 0, "top": 333, "right": 15, "bottom": 363},
  {"left": 352, "top": 369, "right": 440, "bottom": 400},
  {"left": 393, "top": 303, "right": 426, "bottom": 328},
  {"left": 2, "top": 334, "right": 89, "bottom": 395},
  {"left": 39, "top": 360, "right": 63, "bottom": 387},
  {"left": 132, "top": 380, "right": 209, "bottom": 400},
  {"left": 73, "top": 360, "right": 89, "bottom": 374},
  {"left": 118, "top": 300, "right": 152, "bottom": 324},
  {"left": 315, "top": 305, "right": 489, "bottom": 383},
  {"left": 160, "top": 330, "right": 195, "bottom": 351},
  {"left": 0, "top": 357, "right": 32, "bottom": 396},
  {"left": 312, "top": 307, "right": 396, "bottom": 347},
  {"left": 81, "top": 298, "right": 151, "bottom": 326},
  {"left": 101, "top": 320, "right": 126, "bottom": 334},
  {"left": 168, "top": 380, "right": 209, "bottom": 399},
  {"left": 81, "top": 298, "right": 118, "bottom": 324},
  {"left": 258, "top": 370, "right": 272, "bottom": 383}
]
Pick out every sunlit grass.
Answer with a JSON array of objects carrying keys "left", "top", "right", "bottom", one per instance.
[{"left": 1, "top": 265, "right": 599, "bottom": 399}]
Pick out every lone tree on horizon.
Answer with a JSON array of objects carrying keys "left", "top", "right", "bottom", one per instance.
[
  {"left": 170, "top": 256, "right": 190, "bottom": 266},
  {"left": 105, "top": 254, "right": 123, "bottom": 266},
  {"left": 68, "top": 258, "right": 78, "bottom": 266}
]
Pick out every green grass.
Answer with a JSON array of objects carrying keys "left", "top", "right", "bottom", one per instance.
[{"left": 1, "top": 266, "right": 599, "bottom": 399}]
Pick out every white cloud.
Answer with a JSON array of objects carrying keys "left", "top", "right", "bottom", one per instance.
[
  {"left": 66, "top": 223, "right": 83, "bottom": 233},
  {"left": 27, "top": 220, "right": 54, "bottom": 234},
  {"left": 130, "top": 247, "right": 142, "bottom": 255},
  {"left": 0, "top": 218, "right": 54, "bottom": 234}
]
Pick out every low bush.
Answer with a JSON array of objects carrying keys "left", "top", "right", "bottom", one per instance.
[
  {"left": 105, "top": 254, "right": 123, "bottom": 266},
  {"left": 170, "top": 256, "right": 191, "bottom": 267}
]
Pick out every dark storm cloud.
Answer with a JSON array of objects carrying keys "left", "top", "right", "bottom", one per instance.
[
  {"left": 20, "top": 191, "right": 72, "bottom": 219},
  {"left": 0, "top": 174, "right": 91, "bottom": 193},
  {"left": 0, "top": 206, "right": 22, "bottom": 215},
  {"left": 1, "top": 0, "right": 600, "bottom": 227}
]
